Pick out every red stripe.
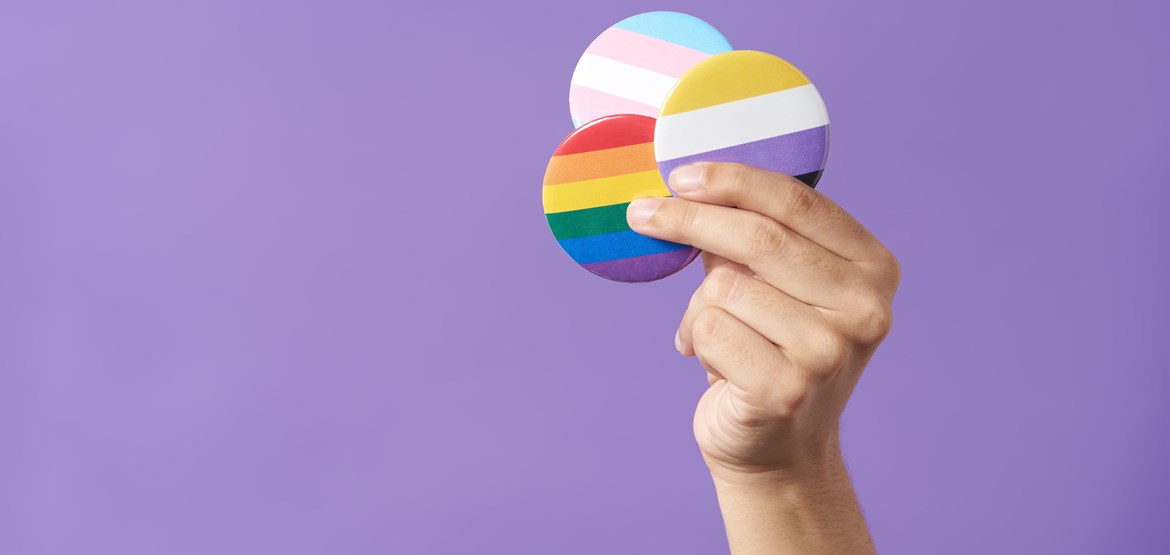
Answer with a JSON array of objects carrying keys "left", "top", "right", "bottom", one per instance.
[{"left": 554, "top": 114, "right": 656, "bottom": 156}]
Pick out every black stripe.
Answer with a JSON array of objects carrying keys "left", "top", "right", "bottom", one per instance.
[{"left": 794, "top": 169, "right": 824, "bottom": 188}]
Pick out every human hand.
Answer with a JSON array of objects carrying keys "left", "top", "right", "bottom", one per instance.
[{"left": 626, "top": 163, "right": 899, "bottom": 553}]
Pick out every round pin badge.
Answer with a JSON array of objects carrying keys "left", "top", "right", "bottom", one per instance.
[
  {"left": 569, "top": 11, "right": 733, "bottom": 128},
  {"left": 655, "top": 50, "right": 830, "bottom": 188},
  {"left": 543, "top": 114, "right": 700, "bottom": 282}
]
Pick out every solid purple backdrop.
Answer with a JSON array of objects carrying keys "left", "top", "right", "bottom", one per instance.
[{"left": 1, "top": 1, "right": 1167, "bottom": 553}]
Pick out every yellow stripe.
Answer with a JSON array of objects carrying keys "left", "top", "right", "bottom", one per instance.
[
  {"left": 660, "top": 51, "right": 812, "bottom": 116},
  {"left": 543, "top": 170, "right": 671, "bottom": 213}
]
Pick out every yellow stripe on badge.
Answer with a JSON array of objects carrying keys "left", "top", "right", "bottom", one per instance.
[
  {"left": 659, "top": 50, "right": 812, "bottom": 116},
  {"left": 542, "top": 170, "right": 670, "bottom": 213}
]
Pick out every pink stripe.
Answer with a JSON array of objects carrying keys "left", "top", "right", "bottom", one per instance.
[
  {"left": 570, "top": 85, "right": 659, "bottom": 124},
  {"left": 586, "top": 27, "right": 711, "bottom": 78}
]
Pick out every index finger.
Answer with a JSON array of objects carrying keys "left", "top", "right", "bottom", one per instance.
[{"left": 666, "top": 162, "right": 885, "bottom": 263}]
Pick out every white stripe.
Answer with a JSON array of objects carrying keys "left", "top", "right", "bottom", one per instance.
[
  {"left": 654, "top": 85, "right": 830, "bottom": 161},
  {"left": 570, "top": 54, "right": 678, "bottom": 108}
]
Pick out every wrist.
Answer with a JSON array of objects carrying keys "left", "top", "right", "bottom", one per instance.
[
  {"left": 704, "top": 431, "right": 874, "bottom": 554},
  {"left": 705, "top": 425, "right": 844, "bottom": 492}
]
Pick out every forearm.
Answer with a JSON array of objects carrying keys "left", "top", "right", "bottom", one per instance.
[{"left": 709, "top": 434, "right": 875, "bottom": 555}]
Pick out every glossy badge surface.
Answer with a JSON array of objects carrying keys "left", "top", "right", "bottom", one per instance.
[
  {"left": 543, "top": 115, "right": 699, "bottom": 282},
  {"left": 655, "top": 50, "right": 830, "bottom": 188},
  {"left": 569, "top": 11, "right": 732, "bottom": 128}
]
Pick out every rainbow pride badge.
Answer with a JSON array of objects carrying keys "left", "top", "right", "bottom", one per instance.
[
  {"left": 569, "top": 12, "right": 732, "bottom": 128},
  {"left": 543, "top": 115, "right": 699, "bottom": 282},
  {"left": 655, "top": 51, "right": 830, "bottom": 188}
]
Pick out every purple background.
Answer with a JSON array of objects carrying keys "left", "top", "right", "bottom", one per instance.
[{"left": 2, "top": 1, "right": 1167, "bottom": 553}]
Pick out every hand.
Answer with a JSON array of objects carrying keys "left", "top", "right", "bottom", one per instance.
[{"left": 626, "top": 163, "right": 899, "bottom": 553}]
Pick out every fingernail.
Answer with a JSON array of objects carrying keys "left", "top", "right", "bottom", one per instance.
[
  {"left": 669, "top": 164, "right": 706, "bottom": 193},
  {"left": 674, "top": 330, "right": 682, "bottom": 353},
  {"left": 626, "top": 197, "right": 663, "bottom": 227}
]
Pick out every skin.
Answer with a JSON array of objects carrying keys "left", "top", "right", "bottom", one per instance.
[{"left": 625, "top": 163, "right": 900, "bottom": 554}]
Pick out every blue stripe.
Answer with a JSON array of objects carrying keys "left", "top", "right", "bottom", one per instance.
[
  {"left": 612, "top": 12, "right": 733, "bottom": 55},
  {"left": 558, "top": 229, "right": 691, "bottom": 265}
]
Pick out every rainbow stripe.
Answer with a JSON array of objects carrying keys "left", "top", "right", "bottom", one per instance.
[
  {"left": 569, "top": 12, "right": 732, "bottom": 128},
  {"left": 543, "top": 115, "right": 699, "bottom": 282},
  {"left": 655, "top": 51, "right": 831, "bottom": 188}
]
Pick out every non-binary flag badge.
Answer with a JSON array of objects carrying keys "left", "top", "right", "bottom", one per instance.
[{"left": 655, "top": 50, "right": 831, "bottom": 188}]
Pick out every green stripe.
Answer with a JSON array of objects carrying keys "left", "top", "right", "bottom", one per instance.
[{"left": 546, "top": 203, "right": 631, "bottom": 240}]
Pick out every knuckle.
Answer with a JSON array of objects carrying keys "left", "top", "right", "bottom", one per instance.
[
  {"left": 788, "top": 239, "right": 824, "bottom": 273},
  {"left": 852, "top": 290, "right": 895, "bottom": 343},
  {"left": 745, "top": 218, "right": 786, "bottom": 257},
  {"left": 784, "top": 180, "right": 823, "bottom": 217},
  {"left": 709, "top": 163, "right": 751, "bottom": 191},
  {"left": 691, "top": 308, "right": 727, "bottom": 346},
  {"left": 702, "top": 266, "right": 743, "bottom": 305},
  {"left": 805, "top": 330, "right": 849, "bottom": 380}
]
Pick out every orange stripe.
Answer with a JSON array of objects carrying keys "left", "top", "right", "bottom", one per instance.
[{"left": 544, "top": 142, "right": 657, "bottom": 185}]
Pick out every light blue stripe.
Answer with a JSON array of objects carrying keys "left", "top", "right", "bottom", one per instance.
[
  {"left": 612, "top": 11, "right": 733, "bottom": 55},
  {"left": 558, "top": 229, "right": 691, "bottom": 265}
]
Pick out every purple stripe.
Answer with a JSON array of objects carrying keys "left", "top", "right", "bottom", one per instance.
[
  {"left": 582, "top": 248, "right": 700, "bottom": 283},
  {"left": 657, "top": 126, "right": 829, "bottom": 184}
]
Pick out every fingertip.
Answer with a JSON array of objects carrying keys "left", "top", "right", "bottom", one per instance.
[
  {"left": 668, "top": 163, "right": 707, "bottom": 195},
  {"left": 626, "top": 196, "right": 663, "bottom": 228}
]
